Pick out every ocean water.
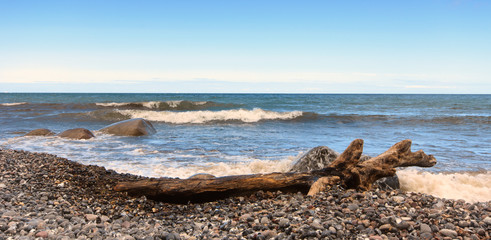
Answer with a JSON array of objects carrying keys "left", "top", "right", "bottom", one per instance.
[{"left": 1, "top": 93, "right": 490, "bottom": 202}]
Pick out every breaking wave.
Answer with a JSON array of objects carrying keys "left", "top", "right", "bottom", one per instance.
[
  {"left": 95, "top": 100, "right": 234, "bottom": 111},
  {"left": 114, "top": 108, "right": 306, "bottom": 124},
  {"left": 398, "top": 169, "right": 491, "bottom": 203}
]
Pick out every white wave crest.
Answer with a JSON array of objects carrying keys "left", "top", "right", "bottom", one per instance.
[
  {"left": 96, "top": 100, "right": 209, "bottom": 109},
  {"left": 1, "top": 102, "right": 28, "bottom": 106},
  {"left": 398, "top": 169, "right": 491, "bottom": 203},
  {"left": 115, "top": 108, "right": 304, "bottom": 123},
  {"left": 95, "top": 102, "right": 130, "bottom": 107}
]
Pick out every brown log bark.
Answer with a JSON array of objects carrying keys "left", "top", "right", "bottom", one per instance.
[{"left": 114, "top": 139, "right": 436, "bottom": 203}]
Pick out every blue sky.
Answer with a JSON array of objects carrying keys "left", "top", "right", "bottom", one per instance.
[{"left": 1, "top": 0, "right": 490, "bottom": 93}]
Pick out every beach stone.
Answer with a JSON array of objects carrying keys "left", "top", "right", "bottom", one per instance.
[
  {"left": 348, "top": 204, "right": 359, "bottom": 211},
  {"left": 166, "top": 232, "right": 181, "bottom": 240},
  {"left": 420, "top": 223, "right": 432, "bottom": 233},
  {"left": 85, "top": 214, "right": 98, "bottom": 222},
  {"left": 261, "top": 230, "right": 277, "bottom": 239},
  {"left": 392, "top": 196, "right": 405, "bottom": 203},
  {"left": 439, "top": 229, "right": 457, "bottom": 238},
  {"left": 483, "top": 217, "right": 491, "bottom": 225},
  {"left": 239, "top": 214, "right": 253, "bottom": 222},
  {"left": 458, "top": 220, "right": 470, "bottom": 228},
  {"left": 58, "top": 128, "right": 95, "bottom": 139},
  {"left": 379, "top": 224, "right": 395, "bottom": 232},
  {"left": 477, "top": 228, "right": 486, "bottom": 236},
  {"left": 290, "top": 146, "right": 399, "bottom": 189},
  {"left": 444, "top": 222, "right": 455, "bottom": 230},
  {"left": 100, "top": 215, "right": 110, "bottom": 222},
  {"left": 420, "top": 232, "right": 433, "bottom": 240},
  {"left": 1, "top": 211, "right": 18, "bottom": 218},
  {"left": 25, "top": 129, "right": 56, "bottom": 136},
  {"left": 100, "top": 118, "right": 156, "bottom": 136},
  {"left": 35, "top": 231, "right": 48, "bottom": 238},
  {"left": 369, "top": 236, "right": 383, "bottom": 240},
  {"left": 279, "top": 218, "right": 290, "bottom": 228},
  {"left": 260, "top": 217, "right": 270, "bottom": 225},
  {"left": 311, "top": 220, "right": 324, "bottom": 230}
]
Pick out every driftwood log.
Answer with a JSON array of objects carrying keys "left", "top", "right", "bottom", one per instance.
[{"left": 114, "top": 139, "right": 436, "bottom": 203}]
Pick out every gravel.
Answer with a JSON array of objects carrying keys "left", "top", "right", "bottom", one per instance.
[{"left": 1, "top": 149, "right": 490, "bottom": 239}]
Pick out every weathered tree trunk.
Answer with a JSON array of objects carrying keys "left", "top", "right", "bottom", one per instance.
[{"left": 114, "top": 139, "right": 436, "bottom": 203}]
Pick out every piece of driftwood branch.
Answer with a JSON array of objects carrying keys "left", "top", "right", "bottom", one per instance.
[{"left": 114, "top": 139, "right": 436, "bottom": 203}]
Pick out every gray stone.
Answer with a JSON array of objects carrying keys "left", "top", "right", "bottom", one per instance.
[
  {"left": 279, "top": 218, "right": 290, "bottom": 228},
  {"left": 260, "top": 217, "right": 270, "bottom": 225},
  {"left": 58, "top": 128, "right": 95, "bottom": 140},
  {"left": 458, "top": 220, "right": 470, "bottom": 228},
  {"left": 348, "top": 204, "right": 359, "bottom": 211},
  {"left": 420, "top": 232, "right": 433, "bottom": 240},
  {"left": 85, "top": 214, "right": 98, "bottom": 222},
  {"left": 165, "top": 232, "right": 181, "bottom": 240},
  {"left": 100, "top": 118, "right": 156, "bottom": 136},
  {"left": 396, "top": 221, "right": 410, "bottom": 230},
  {"left": 444, "top": 222, "right": 455, "bottom": 230},
  {"left": 439, "top": 229, "right": 457, "bottom": 238},
  {"left": 392, "top": 196, "right": 405, "bottom": 203},
  {"left": 187, "top": 173, "right": 215, "bottom": 180},
  {"left": 483, "top": 217, "right": 491, "bottom": 225},
  {"left": 25, "top": 129, "right": 55, "bottom": 136},
  {"left": 311, "top": 220, "right": 324, "bottom": 230},
  {"left": 100, "top": 215, "right": 110, "bottom": 222},
  {"left": 420, "top": 223, "right": 432, "bottom": 233},
  {"left": 1, "top": 211, "right": 18, "bottom": 218},
  {"left": 290, "top": 146, "right": 338, "bottom": 172},
  {"left": 239, "top": 214, "right": 252, "bottom": 222}
]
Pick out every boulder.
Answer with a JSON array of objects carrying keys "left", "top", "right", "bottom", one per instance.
[
  {"left": 58, "top": 128, "right": 95, "bottom": 140},
  {"left": 100, "top": 118, "right": 156, "bottom": 136},
  {"left": 290, "top": 146, "right": 400, "bottom": 190},
  {"left": 290, "top": 146, "right": 338, "bottom": 172},
  {"left": 25, "top": 128, "right": 56, "bottom": 136},
  {"left": 188, "top": 173, "right": 216, "bottom": 180}
]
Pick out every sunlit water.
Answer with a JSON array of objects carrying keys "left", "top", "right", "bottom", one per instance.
[{"left": 1, "top": 93, "right": 490, "bottom": 202}]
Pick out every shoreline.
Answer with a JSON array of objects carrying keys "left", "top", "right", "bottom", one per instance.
[{"left": 1, "top": 149, "right": 489, "bottom": 239}]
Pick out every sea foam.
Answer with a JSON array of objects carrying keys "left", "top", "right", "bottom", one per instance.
[
  {"left": 115, "top": 108, "right": 304, "bottom": 123},
  {"left": 104, "top": 157, "right": 296, "bottom": 179},
  {"left": 0, "top": 102, "right": 28, "bottom": 106},
  {"left": 398, "top": 169, "right": 491, "bottom": 203}
]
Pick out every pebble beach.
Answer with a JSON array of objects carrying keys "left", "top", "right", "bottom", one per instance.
[{"left": 1, "top": 149, "right": 490, "bottom": 240}]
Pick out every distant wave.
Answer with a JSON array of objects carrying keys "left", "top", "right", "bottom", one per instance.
[
  {"left": 0, "top": 100, "right": 236, "bottom": 111},
  {"left": 0, "top": 102, "right": 28, "bottom": 106},
  {"left": 114, "top": 108, "right": 305, "bottom": 124},
  {"left": 95, "top": 100, "right": 235, "bottom": 111}
]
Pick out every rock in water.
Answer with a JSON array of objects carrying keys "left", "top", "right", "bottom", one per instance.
[
  {"left": 25, "top": 128, "right": 56, "bottom": 136},
  {"left": 290, "top": 146, "right": 400, "bottom": 190},
  {"left": 58, "top": 128, "right": 95, "bottom": 140},
  {"left": 188, "top": 173, "right": 216, "bottom": 180},
  {"left": 290, "top": 146, "right": 339, "bottom": 172},
  {"left": 100, "top": 118, "right": 156, "bottom": 136}
]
